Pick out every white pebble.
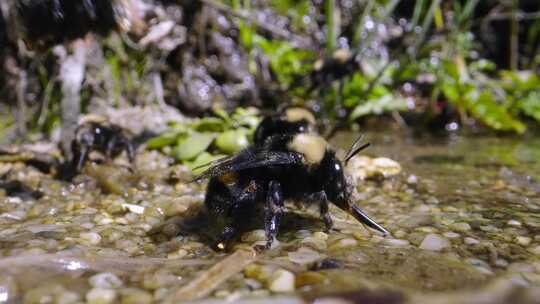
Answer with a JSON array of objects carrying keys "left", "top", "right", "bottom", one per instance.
[
  {"left": 443, "top": 232, "right": 461, "bottom": 239},
  {"left": 122, "top": 203, "right": 145, "bottom": 214},
  {"left": 529, "top": 245, "right": 540, "bottom": 256},
  {"left": 268, "top": 269, "right": 295, "bottom": 293},
  {"left": 80, "top": 232, "right": 102, "bottom": 245},
  {"left": 86, "top": 288, "right": 117, "bottom": 304},
  {"left": 419, "top": 234, "right": 450, "bottom": 251},
  {"left": 515, "top": 236, "right": 532, "bottom": 246},
  {"left": 384, "top": 238, "right": 410, "bottom": 247},
  {"left": 464, "top": 237, "right": 480, "bottom": 245},
  {"left": 406, "top": 175, "right": 418, "bottom": 184},
  {"left": 507, "top": 220, "right": 522, "bottom": 227},
  {"left": 450, "top": 222, "right": 471, "bottom": 232},
  {"left": 288, "top": 247, "right": 321, "bottom": 265},
  {"left": 89, "top": 272, "right": 123, "bottom": 289}
]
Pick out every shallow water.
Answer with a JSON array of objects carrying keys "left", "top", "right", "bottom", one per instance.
[{"left": 0, "top": 131, "right": 539, "bottom": 303}]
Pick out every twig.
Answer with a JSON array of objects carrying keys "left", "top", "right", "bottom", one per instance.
[
  {"left": 165, "top": 247, "right": 257, "bottom": 302},
  {"left": 0, "top": 254, "right": 213, "bottom": 276},
  {"left": 201, "top": 0, "right": 312, "bottom": 49}
]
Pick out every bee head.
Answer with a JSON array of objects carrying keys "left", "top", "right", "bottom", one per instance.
[{"left": 320, "top": 152, "right": 349, "bottom": 210}]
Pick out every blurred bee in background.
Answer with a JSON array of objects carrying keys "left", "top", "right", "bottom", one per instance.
[
  {"left": 70, "top": 116, "right": 135, "bottom": 175},
  {"left": 196, "top": 132, "right": 388, "bottom": 251}
]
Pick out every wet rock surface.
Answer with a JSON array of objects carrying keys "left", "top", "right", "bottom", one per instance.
[{"left": 0, "top": 131, "right": 539, "bottom": 303}]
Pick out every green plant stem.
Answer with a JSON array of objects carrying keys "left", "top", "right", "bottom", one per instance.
[
  {"left": 411, "top": 0, "right": 442, "bottom": 57},
  {"left": 325, "top": 0, "right": 339, "bottom": 53},
  {"left": 411, "top": 0, "right": 426, "bottom": 28},
  {"left": 353, "top": 0, "right": 375, "bottom": 46}
]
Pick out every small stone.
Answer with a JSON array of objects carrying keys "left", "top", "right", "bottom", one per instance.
[
  {"left": 167, "top": 249, "right": 188, "bottom": 259},
  {"left": 443, "top": 232, "right": 461, "bottom": 239},
  {"left": 528, "top": 245, "right": 540, "bottom": 255},
  {"left": 288, "top": 247, "right": 322, "bottom": 265},
  {"left": 450, "top": 222, "right": 471, "bottom": 232},
  {"left": 419, "top": 234, "right": 450, "bottom": 251},
  {"left": 80, "top": 232, "right": 102, "bottom": 245},
  {"left": 300, "top": 237, "right": 327, "bottom": 251},
  {"left": 86, "top": 288, "right": 117, "bottom": 304},
  {"left": 89, "top": 273, "right": 123, "bottom": 289},
  {"left": 406, "top": 175, "right": 418, "bottom": 184},
  {"left": 0, "top": 275, "right": 18, "bottom": 303},
  {"left": 57, "top": 291, "right": 80, "bottom": 304},
  {"left": 383, "top": 238, "right": 410, "bottom": 247},
  {"left": 120, "top": 288, "right": 153, "bottom": 304},
  {"left": 464, "top": 237, "right": 480, "bottom": 245},
  {"left": 507, "top": 220, "right": 522, "bottom": 227},
  {"left": 313, "top": 231, "right": 328, "bottom": 240},
  {"left": 515, "top": 236, "right": 532, "bottom": 246},
  {"left": 494, "top": 259, "right": 509, "bottom": 268},
  {"left": 143, "top": 270, "right": 180, "bottom": 290},
  {"left": 295, "top": 272, "right": 327, "bottom": 287},
  {"left": 328, "top": 238, "right": 358, "bottom": 251},
  {"left": 268, "top": 269, "right": 295, "bottom": 293},
  {"left": 241, "top": 230, "right": 266, "bottom": 243}
]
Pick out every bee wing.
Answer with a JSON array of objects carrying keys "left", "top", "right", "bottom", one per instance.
[{"left": 193, "top": 150, "right": 301, "bottom": 181}]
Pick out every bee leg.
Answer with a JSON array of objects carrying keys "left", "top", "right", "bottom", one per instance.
[
  {"left": 309, "top": 191, "right": 333, "bottom": 231},
  {"left": 259, "top": 180, "right": 284, "bottom": 251},
  {"left": 72, "top": 143, "right": 89, "bottom": 173},
  {"left": 121, "top": 137, "right": 137, "bottom": 172},
  {"left": 105, "top": 136, "right": 118, "bottom": 163},
  {"left": 215, "top": 226, "right": 236, "bottom": 251}
]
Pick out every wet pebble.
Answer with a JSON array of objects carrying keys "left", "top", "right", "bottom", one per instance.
[
  {"left": 515, "top": 236, "right": 532, "bottom": 246},
  {"left": 86, "top": 288, "right": 117, "bottom": 304},
  {"left": 80, "top": 232, "right": 102, "bottom": 245},
  {"left": 0, "top": 275, "right": 18, "bottom": 303},
  {"left": 529, "top": 245, "right": 540, "bottom": 256},
  {"left": 300, "top": 237, "right": 327, "bottom": 251},
  {"left": 295, "top": 272, "right": 327, "bottom": 287},
  {"left": 443, "top": 232, "right": 461, "bottom": 239},
  {"left": 89, "top": 272, "right": 124, "bottom": 289},
  {"left": 120, "top": 288, "right": 153, "bottom": 304},
  {"left": 450, "top": 222, "right": 471, "bottom": 232},
  {"left": 268, "top": 269, "right": 295, "bottom": 293},
  {"left": 419, "top": 234, "right": 450, "bottom": 251},
  {"left": 464, "top": 237, "right": 480, "bottom": 245},
  {"left": 383, "top": 238, "right": 410, "bottom": 247},
  {"left": 507, "top": 220, "right": 522, "bottom": 227},
  {"left": 328, "top": 238, "right": 358, "bottom": 251},
  {"left": 288, "top": 247, "right": 322, "bottom": 265}
]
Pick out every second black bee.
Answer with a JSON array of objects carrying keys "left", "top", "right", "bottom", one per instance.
[
  {"left": 253, "top": 107, "right": 316, "bottom": 146},
  {"left": 70, "top": 117, "right": 135, "bottom": 174}
]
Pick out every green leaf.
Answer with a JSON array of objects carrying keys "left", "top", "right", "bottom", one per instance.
[
  {"left": 215, "top": 129, "right": 249, "bottom": 154},
  {"left": 350, "top": 95, "right": 408, "bottom": 120},
  {"left": 193, "top": 117, "right": 225, "bottom": 132},
  {"left": 467, "top": 91, "right": 526, "bottom": 133},
  {"left": 146, "top": 131, "right": 182, "bottom": 149},
  {"left": 519, "top": 92, "right": 540, "bottom": 123},
  {"left": 173, "top": 132, "right": 216, "bottom": 161}
]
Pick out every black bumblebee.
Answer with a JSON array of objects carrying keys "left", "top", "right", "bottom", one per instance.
[
  {"left": 70, "top": 117, "right": 135, "bottom": 174},
  {"left": 253, "top": 107, "right": 316, "bottom": 146},
  {"left": 196, "top": 133, "right": 388, "bottom": 251}
]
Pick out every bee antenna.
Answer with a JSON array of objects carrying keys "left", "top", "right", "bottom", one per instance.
[{"left": 344, "top": 135, "right": 370, "bottom": 165}]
